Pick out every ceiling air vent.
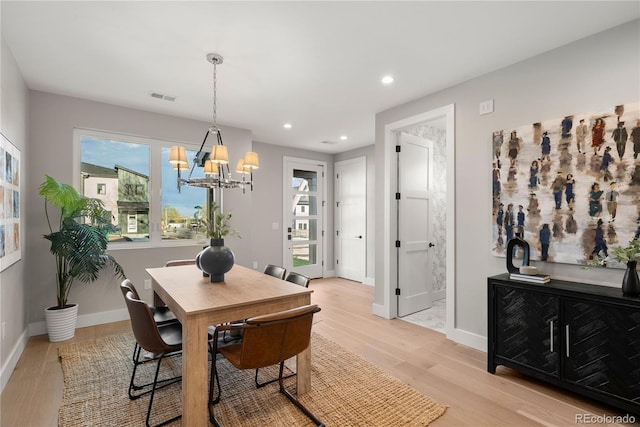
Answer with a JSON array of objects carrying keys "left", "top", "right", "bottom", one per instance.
[
  {"left": 321, "top": 140, "right": 338, "bottom": 145},
  {"left": 149, "top": 92, "right": 176, "bottom": 102}
]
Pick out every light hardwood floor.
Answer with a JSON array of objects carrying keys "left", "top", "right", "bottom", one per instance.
[{"left": 0, "top": 278, "right": 634, "bottom": 426}]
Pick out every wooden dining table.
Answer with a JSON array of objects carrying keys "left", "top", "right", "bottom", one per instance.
[{"left": 145, "top": 263, "right": 314, "bottom": 427}]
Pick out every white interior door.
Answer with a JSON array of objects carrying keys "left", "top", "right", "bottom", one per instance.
[
  {"left": 398, "top": 132, "right": 434, "bottom": 317},
  {"left": 283, "top": 158, "right": 324, "bottom": 278},
  {"left": 335, "top": 157, "right": 366, "bottom": 282}
]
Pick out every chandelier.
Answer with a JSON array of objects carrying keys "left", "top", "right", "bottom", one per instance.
[{"left": 168, "top": 53, "right": 259, "bottom": 192}]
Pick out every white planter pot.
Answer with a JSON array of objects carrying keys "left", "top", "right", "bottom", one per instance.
[{"left": 45, "top": 304, "right": 78, "bottom": 342}]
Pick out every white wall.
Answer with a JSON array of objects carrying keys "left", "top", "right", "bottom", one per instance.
[
  {"left": 375, "top": 20, "right": 640, "bottom": 339},
  {"left": 0, "top": 36, "right": 29, "bottom": 392}
]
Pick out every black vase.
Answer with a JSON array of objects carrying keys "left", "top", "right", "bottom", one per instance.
[
  {"left": 506, "top": 234, "right": 530, "bottom": 274},
  {"left": 197, "top": 238, "right": 235, "bottom": 283},
  {"left": 622, "top": 260, "right": 640, "bottom": 297}
]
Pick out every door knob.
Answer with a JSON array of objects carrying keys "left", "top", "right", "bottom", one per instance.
[
  {"left": 357, "top": 235, "right": 363, "bottom": 239},
  {"left": 428, "top": 242, "right": 435, "bottom": 247}
]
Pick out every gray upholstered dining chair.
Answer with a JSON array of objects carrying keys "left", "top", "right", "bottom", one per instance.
[
  {"left": 120, "top": 279, "right": 178, "bottom": 362},
  {"left": 263, "top": 264, "right": 286, "bottom": 280},
  {"left": 124, "top": 290, "right": 183, "bottom": 427},
  {"left": 208, "top": 304, "right": 323, "bottom": 427},
  {"left": 284, "top": 271, "right": 311, "bottom": 288}
]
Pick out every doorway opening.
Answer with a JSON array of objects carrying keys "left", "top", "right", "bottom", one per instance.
[{"left": 379, "top": 104, "right": 455, "bottom": 337}]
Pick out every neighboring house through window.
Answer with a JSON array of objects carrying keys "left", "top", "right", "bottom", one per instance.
[{"left": 77, "top": 128, "right": 210, "bottom": 247}]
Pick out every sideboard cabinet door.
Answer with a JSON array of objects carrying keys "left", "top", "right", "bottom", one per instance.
[
  {"left": 563, "top": 299, "right": 640, "bottom": 403},
  {"left": 494, "top": 285, "right": 559, "bottom": 376}
]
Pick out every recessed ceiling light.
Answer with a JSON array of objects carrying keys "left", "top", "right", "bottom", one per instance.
[
  {"left": 381, "top": 75, "right": 394, "bottom": 85},
  {"left": 340, "top": 135, "right": 348, "bottom": 140},
  {"left": 283, "top": 123, "right": 292, "bottom": 129}
]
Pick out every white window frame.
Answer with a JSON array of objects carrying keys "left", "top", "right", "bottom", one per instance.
[{"left": 73, "top": 127, "right": 209, "bottom": 250}]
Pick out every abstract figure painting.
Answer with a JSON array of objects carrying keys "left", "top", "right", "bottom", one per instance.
[
  {"left": 492, "top": 102, "right": 640, "bottom": 268},
  {"left": 0, "top": 132, "right": 21, "bottom": 272}
]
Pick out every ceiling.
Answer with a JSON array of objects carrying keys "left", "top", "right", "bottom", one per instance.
[{"left": 2, "top": 2, "right": 639, "bottom": 154}]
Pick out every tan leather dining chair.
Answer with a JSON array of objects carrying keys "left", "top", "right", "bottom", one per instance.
[
  {"left": 208, "top": 304, "right": 323, "bottom": 427},
  {"left": 253, "top": 271, "right": 312, "bottom": 387}
]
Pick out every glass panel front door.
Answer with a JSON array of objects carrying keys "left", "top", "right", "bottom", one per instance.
[{"left": 284, "top": 160, "right": 324, "bottom": 278}]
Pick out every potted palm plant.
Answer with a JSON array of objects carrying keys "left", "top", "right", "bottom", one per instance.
[
  {"left": 196, "top": 202, "right": 240, "bottom": 282},
  {"left": 39, "top": 174, "right": 125, "bottom": 341}
]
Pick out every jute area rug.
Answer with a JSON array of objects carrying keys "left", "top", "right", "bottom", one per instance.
[{"left": 58, "top": 332, "right": 446, "bottom": 426}]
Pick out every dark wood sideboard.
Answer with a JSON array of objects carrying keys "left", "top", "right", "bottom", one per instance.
[{"left": 488, "top": 274, "right": 640, "bottom": 415}]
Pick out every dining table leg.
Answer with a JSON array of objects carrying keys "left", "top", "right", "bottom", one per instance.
[
  {"left": 296, "top": 345, "right": 311, "bottom": 394},
  {"left": 181, "top": 313, "right": 210, "bottom": 427}
]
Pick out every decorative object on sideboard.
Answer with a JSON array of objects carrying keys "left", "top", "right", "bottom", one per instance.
[
  {"left": 622, "top": 260, "right": 640, "bottom": 297},
  {"left": 519, "top": 265, "right": 538, "bottom": 275},
  {"left": 505, "top": 233, "right": 530, "bottom": 274},
  {"left": 39, "top": 175, "right": 125, "bottom": 341},
  {"left": 589, "top": 238, "right": 640, "bottom": 297},
  {"left": 612, "top": 238, "right": 640, "bottom": 297},
  {"left": 196, "top": 201, "right": 239, "bottom": 282}
]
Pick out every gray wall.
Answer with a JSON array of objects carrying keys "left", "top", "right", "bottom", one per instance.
[
  {"left": 27, "top": 91, "right": 254, "bottom": 323},
  {"left": 251, "top": 141, "right": 335, "bottom": 275},
  {"left": 334, "top": 144, "right": 375, "bottom": 283},
  {"left": 375, "top": 20, "right": 640, "bottom": 337},
  {"left": 25, "top": 91, "right": 340, "bottom": 329},
  {"left": 0, "top": 36, "right": 29, "bottom": 387}
]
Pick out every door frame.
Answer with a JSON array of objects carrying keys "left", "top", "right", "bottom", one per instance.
[
  {"left": 378, "top": 104, "right": 455, "bottom": 338},
  {"left": 282, "top": 156, "right": 328, "bottom": 278},
  {"left": 334, "top": 156, "right": 367, "bottom": 282}
]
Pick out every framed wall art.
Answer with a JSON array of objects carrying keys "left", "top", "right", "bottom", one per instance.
[
  {"left": 0, "top": 131, "right": 21, "bottom": 272},
  {"left": 492, "top": 102, "right": 640, "bottom": 268}
]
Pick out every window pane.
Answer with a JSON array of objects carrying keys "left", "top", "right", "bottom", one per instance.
[
  {"left": 161, "top": 147, "right": 208, "bottom": 240},
  {"left": 80, "top": 136, "right": 150, "bottom": 242},
  {"left": 291, "top": 219, "right": 317, "bottom": 241},
  {"left": 291, "top": 195, "right": 317, "bottom": 216},
  {"left": 292, "top": 169, "right": 317, "bottom": 192},
  {"left": 291, "top": 243, "right": 317, "bottom": 266}
]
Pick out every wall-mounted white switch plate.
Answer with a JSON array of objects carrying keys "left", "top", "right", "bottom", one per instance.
[
  {"left": 479, "top": 99, "right": 494, "bottom": 115},
  {"left": 144, "top": 279, "right": 152, "bottom": 290},
  {"left": 253, "top": 261, "right": 258, "bottom": 269}
]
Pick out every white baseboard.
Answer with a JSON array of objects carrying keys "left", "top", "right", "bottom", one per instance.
[
  {"left": 324, "top": 269, "right": 336, "bottom": 278},
  {"left": 29, "top": 308, "right": 130, "bottom": 337},
  {"left": 363, "top": 276, "right": 375, "bottom": 287},
  {"left": 372, "top": 303, "right": 389, "bottom": 319},
  {"left": 1, "top": 328, "right": 29, "bottom": 394},
  {"left": 446, "top": 327, "right": 487, "bottom": 352}
]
